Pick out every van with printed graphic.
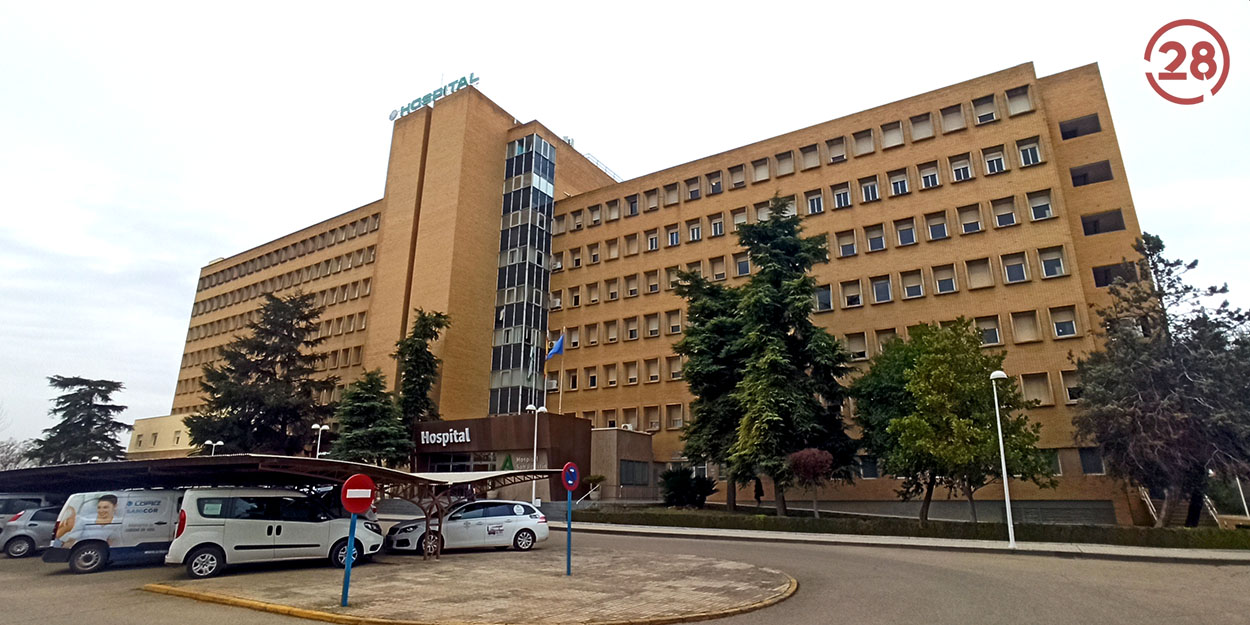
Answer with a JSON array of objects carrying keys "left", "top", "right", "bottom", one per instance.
[{"left": 42, "top": 489, "right": 183, "bottom": 573}]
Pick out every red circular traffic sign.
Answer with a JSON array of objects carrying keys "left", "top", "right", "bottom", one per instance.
[
  {"left": 562, "top": 462, "right": 580, "bottom": 492},
  {"left": 341, "top": 473, "right": 377, "bottom": 515}
]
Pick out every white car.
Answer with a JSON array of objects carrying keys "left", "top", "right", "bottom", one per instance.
[
  {"left": 166, "top": 488, "right": 383, "bottom": 579},
  {"left": 385, "top": 500, "right": 547, "bottom": 553}
]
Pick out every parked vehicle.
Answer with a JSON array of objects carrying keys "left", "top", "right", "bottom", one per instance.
[
  {"left": 166, "top": 488, "right": 383, "bottom": 579},
  {"left": 42, "top": 490, "right": 183, "bottom": 573},
  {"left": 0, "top": 493, "right": 61, "bottom": 516},
  {"left": 385, "top": 500, "right": 547, "bottom": 553},
  {"left": 1, "top": 507, "right": 59, "bottom": 557}
]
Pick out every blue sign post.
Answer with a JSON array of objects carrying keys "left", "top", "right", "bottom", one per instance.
[
  {"left": 561, "top": 462, "right": 580, "bottom": 576},
  {"left": 339, "top": 474, "right": 376, "bottom": 607},
  {"left": 341, "top": 513, "right": 357, "bottom": 607}
]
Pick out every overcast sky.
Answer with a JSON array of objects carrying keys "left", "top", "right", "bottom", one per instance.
[{"left": 1, "top": 1, "right": 1247, "bottom": 443}]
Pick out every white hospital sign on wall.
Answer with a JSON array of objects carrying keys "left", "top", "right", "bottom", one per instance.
[{"left": 390, "top": 73, "right": 480, "bottom": 120}]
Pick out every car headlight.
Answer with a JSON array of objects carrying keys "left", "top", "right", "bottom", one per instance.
[
  {"left": 364, "top": 522, "right": 381, "bottom": 535},
  {"left": 399, "top": 525, "right": 417, "bottom": 534}
]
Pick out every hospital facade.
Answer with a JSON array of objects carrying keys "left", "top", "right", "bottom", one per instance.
[{"left": 142, "top": 62, "right": 1150, "bottom": 523}]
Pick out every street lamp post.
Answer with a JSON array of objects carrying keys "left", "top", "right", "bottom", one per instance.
[
  {"left": 526, "top": 404, "right": 548, "bottom": 506},
  {"left": 990, "top": 370, "right": 1016, "bottom": 548},
  {"left": 207, "top": 440, "right": 224, "bottom": 456},
  {"left": 313, "top": 424, "right": 330, "bottom": 458}
]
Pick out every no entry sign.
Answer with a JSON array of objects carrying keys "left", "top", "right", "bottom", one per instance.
[{"left": 341, "top": 473, "right": 377, "bottom": 515}]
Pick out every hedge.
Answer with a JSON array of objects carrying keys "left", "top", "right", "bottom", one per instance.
[{"left": 571, "top": 507, "right": 1250, "bottom": 550}]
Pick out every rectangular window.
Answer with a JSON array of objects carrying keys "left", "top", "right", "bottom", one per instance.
[
  {"left": 983, "top": 148, "right": 1006, "bottom": 174},
  {"left": 1002, "top": 253, "right": 1029, "bottom": 283},
  {"left": 1062, "top": 371, "right": 1082, "bottom": 403},
  {"left": 926, "top": 212, "right": 948, "bottom": 240},
  {"left": 589, "top": 205, "right": 602, "bottom": 225},
  {"left": 664, "top": 184, "right": 679, "bottom": 206},
  {"left": 860, "top": 177, "right": 879, "bottom": 202},
  {"left": 667, "top": 226, "right": 680, "bottom": 247},
  {"left": 1081, "top": 209, "right": 1126, "bottom": 235},
  {"left": 806, "top": 190, "right": 824, "bottom": 215},
  {"left": 814, "top": 284, "right": 833, "bottom": 311},
  {"left": 933, "top": 265, "right": 957, "bottom": 294},
  {"left": 836, "top": 230, "right": 857, "bottom": 257},
  {"left": 645, "top": 189, "right": 659, "bottom": 211},
  {"left": 699, "top": 172, "right": 720, "bottom": 196},
  {"left": 901, "top": 270, "right": 923, "bottom": 299},
  {"left": 626, "top": 317, "right": 639, "bottom": 340},
  {"left": 841, "top": 280, "right": 862, "bottom": 308},
  {"left": 625, "top": 361, "right": 639, "bottom": 384},
  {"left": 992, "top": 197, "right": 1017, "bottom": 227},
  {"left": 646, "top": 270, "right": 660, "bottom": 293},
  {"left": 711, "top": 257, "right": 726, "bottom": 280},
  {"left": 1039, "top": 247, "right": 1066, "bottom": 277},
  {"left": 626, "top": 275, "right": 639, "bottom": 297},
  {"left": 776, "top": 151, "right": 795, "bottom": 175},
  {"left": 687, "top": 220, "right": 702, "bottom": 242},
  {"left": 646, "top": 230, "right": 659, "bottom": 251},
  {"left": 732, "top": 208, "right": 747, "bottom": 231},
  {"left": 1051, "top": 306, "right": 1077, "bottom": 338},
  {"left": 941, "top": 104, "right": 966, "bottom": 132},
  {"left": 800, "top": 144, "right": 820, "bottom": 169},
  {"left": 1011, "top": 311, "right": 1041, "bottom": 342},
  {"left": 606, "top": 320, "right": 619, "bottom": 342},
  {"left": 626, "top": 194, "right": 640, "bottom": 216},
  {"left": 1079, "top": 447, "right": 1105, "bottom": 475},
  {"left": 710, "top": 215, "right": 725, "bottom": 237},
  {"left": 871, "top": 276, "right": 892, "bottom": 304},
  {"left": 919, "top": 163, "right": 939, "bottom": 189},
  {"left": 729, "top": 165, "right": 746, "bottom": 189},
  {"left": 1006, "top": 85, "right": 1031, "bottom": 115},
  {"left": 967, "top": 258, "right": 993, "bottom": 289},
  {"left": 866, "top": 224, "right": 886, "bottom": 252},
  {"left": 881, "top": 122, "right": 904, "bottom": 148},
  {"left": 604, "top": 364, "right": 618, "bottom": 387},
  {"left": 826, "top": 137, "right": 847, "bottom": 163},
  {"left": 755, "top": 201, "right": 771, "bottom": 222},
  {"left": 853, "top": 129, "right": 874, "bottom": 155},
  {"left": 587, "top": 323, "right": 599, "bottom": 344},
  {"left": 950, "top": 155, "right": 972, "bottom": 182},
  {"left": 958, "top": 205, "right": 982, "bottom": 234},
  {"left": 646, "top": 314, "right": 660, "bottom": 337},
  {"left": 566, "top": 370, "right": 578, "bottom": 391},
  {"left": 734, "top": 253, "right": 750, "bottom": 276},
  {"left": 889, "top": 170, "right": 909, "bottom": 196},
  {"left": 895, "top": 218, "right": 916, "bottom": 246},
  {"left": 1059, "top": 114, "right": 1101, "bottom": 140},
  {"left": 832, "top": 184, "right": 852, "bottom": 208},
  {"left": 625, "top": 234, "right": 639, "bottom": 255},
  {"left": 606, "top": 199, "right": 620, "bottom": 221},
  {"left": 667, "top": 310, "right": 682, "bottom": 334},
  {"left": 685, "top": 177, "right": 701, "bottom": 201},
  {"left": 910, "top": 113, "right": 934, "bottom": 140},
  {"left": 607, "top": 239, "right": 620, "bottom": 260},
  {"left": 977, "top": 316, "right": 1001, "bottom": 345},
  {"left": 752, "top": 159, "right": 770, "bottom": 182},
  {"left": 1028, "top": 190, "right": 1053, "bottom": 220},
  {"left": 1022, "top": 372, "right": 1054, "bottom": 405},
  {"left": 606, "top": 278, "right": 619, "bottom": 301},
  {"left": 1070, "top": 161, "right": 1113, "bottom": 187},
  {"left": 666, "top": 403, "right": 683, "bottom": 429},
  {"left": 1018, "top": 139, "right": 1041, "bottom": 167},
  {"left": 1092, "top": 262, "right": 1139, "bottom": 287},
  {"left": 973, "top": 95, "right": 997, "bottom": 124},
  {"left": 645, "top": 358, "right": 660, "bottom": 382}
]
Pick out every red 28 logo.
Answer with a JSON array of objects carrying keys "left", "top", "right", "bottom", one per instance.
[{"left": 1145, "top": 19, "right": 1230, "bottom": 105}]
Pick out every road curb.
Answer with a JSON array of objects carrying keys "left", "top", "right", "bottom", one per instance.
[
  {"left": 555, "top": 523, "right": 1250, "bottom": 567},
  {"left": 141, "top": 574, "right": 798, "bottom": 625}
]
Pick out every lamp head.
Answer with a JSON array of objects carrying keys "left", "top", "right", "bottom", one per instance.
[
  {"left": 213, "top": 440, "right": 225, "bottom": 446},
  {"left": 536, "top": 406, "right": 549, "bottom": 414},
  {"left": 525, "top": 404, "right": 537, "bottom": 412},
  {"left": 990, "top": 370, "right": 1008, "bottom": 381}
]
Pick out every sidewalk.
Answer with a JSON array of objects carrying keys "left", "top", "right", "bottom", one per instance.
[{"left": 553, "top": 520, "right": 1250, "bottom": 566}]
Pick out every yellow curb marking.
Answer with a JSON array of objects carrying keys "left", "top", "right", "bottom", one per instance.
[{"left": 142, "top": 574, "right": 798, "bottom": 625}]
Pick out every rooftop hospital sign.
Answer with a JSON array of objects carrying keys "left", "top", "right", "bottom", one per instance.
[{"left": 389, "top": 73, "right": 480, "bottom": 121}]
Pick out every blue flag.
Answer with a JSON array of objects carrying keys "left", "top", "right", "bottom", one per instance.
[{"left": 545, "top": 335, "right": 565, "bottom": 360}]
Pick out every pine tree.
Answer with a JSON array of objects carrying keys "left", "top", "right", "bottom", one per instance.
[
  {"left": 394, "top": 309, "right": 451, "bottom": 466},
  {"left": 329, "top": 370, "right": 413, "bottom": 466},
  {"left": 26, "top": 376, "right": 131, "bottom": 465},
  {"left": 185, "top": 292, "right": 335, "bottom": 455}
]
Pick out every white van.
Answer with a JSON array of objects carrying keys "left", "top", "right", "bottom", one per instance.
[
  {"left": 166, "top": 488, "right": 383, "bottom": 578},
  {"left": 42, "top": 490, "right": 182, "bottom": 573}
]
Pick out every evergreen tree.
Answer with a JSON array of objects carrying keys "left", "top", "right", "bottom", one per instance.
[
  {"left": 329, "top": 370, "right": 412, "bottom": 466},
  {"left": 185, "top": 292, "right": 335, "bottom": 455},
  {"left": 674, "top": 271, "right": 748, "bottom": 510},
  {"left": 1075, "top": 234, "right": 1250, "bottom": 526},
  {"left": 728, "top": 196, "right": 855, "bottom": 516},
  {"left": 394, "top": 310, "right": 451, "bottom": 464},
  {"left": 27, "top": 376, "right": 131, "bottom": 465}
]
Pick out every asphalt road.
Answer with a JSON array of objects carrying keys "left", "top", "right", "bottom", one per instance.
[{"left": 3, "top": 533, "right": 1247, "bottom": 625}]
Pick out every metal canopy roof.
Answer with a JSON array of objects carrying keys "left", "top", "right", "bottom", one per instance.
[{"left": 0, "top": 454, "right": 558, "bottom": 494}]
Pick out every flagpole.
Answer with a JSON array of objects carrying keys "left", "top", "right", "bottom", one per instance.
[{"left": 557, "top": 326, "right": 565, "bottom": 416}]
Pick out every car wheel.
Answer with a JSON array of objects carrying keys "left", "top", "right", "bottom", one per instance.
[
  {"left": 419, "top": 531, "right": 443, "bottom": 555},
  {"left": 513, "top": 529, "right": 536, "bottom": 551},
  {"left": 69, "top": 543, "right": 108, "bottom": 574},
  {"left": 330, "top": 538, "right": 363, "bottom": 568},
  {"left": 186, "top": 545, "right": 226, "bottom": 579},
  {"left": 5, "top": 536, "right": 35, "bottom": 558}
]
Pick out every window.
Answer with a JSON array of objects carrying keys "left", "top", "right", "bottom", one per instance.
[
  {"left": 1051, "top": 306, "right": 1077, "bottom": 338},
  {"left": 645, "top": 230, "right": 659, "bottom": 251},
  {"left": 626, "top": 317, "right": 639, "bottom": 340},
  {"left": 881, "top": 122, "right": 904, "bottom": 148},
  {"left": 1002, "top": 253, "right": 1028, "bottom": 283},
  {"left": 645, "top": 189, "right": 659, "bottom": 211},
  {"left": 587, "top": 322, "right": 599, "bottom": 344},
  {"left": 646, "top": 270, "right": 660, "bottom": 293},
  {"left": 620, "top": 459, "right": 649, "bottom": 485},
  {"left": 889, "top": 170, "right": 909, "bottom": 196},
  {"left": 1092, "top": 262, "right": 1139, "bottom": 287},
  {"left": 859, "top": 176, "right": 879, "bottom": 202},
  {"left": 814, "top": 284, "right": 833, "bottom": 311},
  {"left": 751, "top": 159, "right": 770, "bottom": 182},
  {"left": 992, "top": 197, "right": 1017, "bottom": 227},
  {"left": 626, "top": 275, "right": 639, "bottom": 297},
  {"left": 977, "top": 316, "right": 1001, "bottom": 345},
  {"left": 569, "top": 286, "right": 581, "bottom": 307},
  {"left": 827, "top": 137, "right": 847, "bottom": 163},
  {"left": 973, "top": 95, "right": 997, "bottom": 124},
  {"left": 663, "top": 184, "right": 679, "bottom": 206},
  {"left": 983, "top": 147, "right": 1006, "bottom": 174},
  {"left": 645, "top": 358, "right": 660, "bottom": 382},
  {"left": 940, "top": 104, "right": 966, "bottom": 132},
  {"left": 805, "top": 190, "right": 824, "bottom": 215},
  {"left": 871, "top": 275, "right": 892, "bottom": 303},
  {"left": 606, "top": 320, "right": 619, "bottom": 343},
  {"left": 1062, "top": 371, "right": 1082, "bottom": 403},
  {"left": 933, "top": 265, "right": 957, "bottom": 294},
  {"left": 732, "top": 208, "right": 747, "bottom": 231},
  {"left": 776, "top": 151, "right": 795, "bottom": 175},
  {"left": 646, "top": 314, "right": 660, "bottom": 337},
  {"left": 901, "top": 270, "right": 923, "bottom": 299},
  {"left": 687, "top": 220, "right": 702, "bottom": 242},
  {"left": 710, "top": 215, "right": 725, "bottom": 237},
  {"left": 1011, "top": 310, "right": 1041, "bottom": 342},
  {"left": 895, "top": 218, "right": 916, "bottom": 246},
  {"left": 625, "top": 234, "right": 639, "bottom": 255},
  {"left": 875, "top": 329, "right": 898, "bottom": 349},
  {"left": 1018, "top": 139, "right": 1041, "bottom": 167},
  {"left": 566, "top": 370, "right": 578, "bottom": 391},
  {"left": 1022, "top": 372, "right": 1054, "bottom": 405},
  {"left": 950, "top": 155, "right": 972, "bottom": 182},
  {"left": 584, "top": 367, "right": 597, "bottom": 389},
  {"left": 711, "top": 257, "right": 726, "bottom": 280},
  {"left": 841, "top": 280, "right": 862, "bottom": 307},
  {"left": 1006, "top": 85, "right": 1031, "bottom": 115},
  {"left": 846, "top": 333, "right": 868, "bottom": 360},
  {"left": 570, "top": 249, "right": 583, "bottom": 268},
  {"left": 1082, "top": 209, "right": 1126, "bottom": 235},
  {"left": 910, "top": 113, "right": 934, "bottom": 140},
  {"left": 755, "top": 201, "right": 772, "bottom": 222},
  {"left": 966, "top": 258, "right": 993, "bottom": 289},
  {"left": 866, "top": 224, "right": 886, "bottom": 252},
  {"left": 734, "top": 253, "right": 750, "bottom": 276},
  {"left": 1059, "top": 114, "right": 1101, "bottom": 140},
  {"left": 836, "top": 230, "right": 857, "bottom": 257},
  {"left": 667, "top": 226, "right": 680, "bottom": 247},
  {"left": 926, "top": 212, "right": 948, "bottom": 240},
  {"left": 606, "top": 278, "right": 619, "bottom": 301},
  {"left": 626, "top": 194, "right": 639, "bottom": 216},
  {"left": 607, "top": 239, "right": 620, "bottom": 260},
  {"left": 589, "top": 205, "right": 602, "bottom": 225},
  {"left": 606, "top": 199, "right": 620, "bottom": 221},
  {"left": 1039, "top": 247, "right": 1066, "bottom": 277},
  {"left": 686, "top": 177, "right": 701, "bottom": 200},
  {"left": 667, "top": 310, "right": 682, "bottom": 334},
  {"left": 588, "top": 244, "right": 600, "bottom": 264},
  {"left": 1079, "top": 447, "right": 1105, "bottom": 475},
  {"left": 853, "top": 129, "right": 874, "bottom": 155},
  {"left": 665, "top": 266, "right": 679, "bottom": 289},
  {"left": 919, "top": 163, "right": 939, "bottom": 189},
  {"left": 800, "top": 144, "right": 820, "bottom": 169},
  {"left": 729, "top": 165, "right": 746, "bottom": 189},
  {"left": 605, "top": 363, "right": 618, "bottom": 386},
  {"left": 1070, "top": 161, "right": 1113, "bottom": 186},
  {"left": 832, "top": 184, "right": 852, "bottom": 208},
  {"left": 1027, "top": 190, "right": 1053, "bottom": 220},
  {"left": 958, "top": 205, "right": 982, "bottom": 234},
  {"left": 860, "top": 456, "right": 880, "bottom": 479}
]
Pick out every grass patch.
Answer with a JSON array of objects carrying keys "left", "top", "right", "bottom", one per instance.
[{"left": 573, "top": 506, "right": 1250, "bottom": 550}]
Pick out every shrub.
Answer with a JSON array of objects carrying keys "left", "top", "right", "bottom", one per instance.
[{"left": 659, "top": 467, "right": 718, "bottom": 508}]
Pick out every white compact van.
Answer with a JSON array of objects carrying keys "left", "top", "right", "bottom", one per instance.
[
  {"left": 42, "top": 489, "right": 183, "bottom": 573},
  {"left": 166, "top": 488, "right": 383, "bottom": 578}
]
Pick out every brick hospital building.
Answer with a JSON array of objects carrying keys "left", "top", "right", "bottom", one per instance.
[{"left": 152, "top": 62, "right": 1149, "bottom": 523}]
